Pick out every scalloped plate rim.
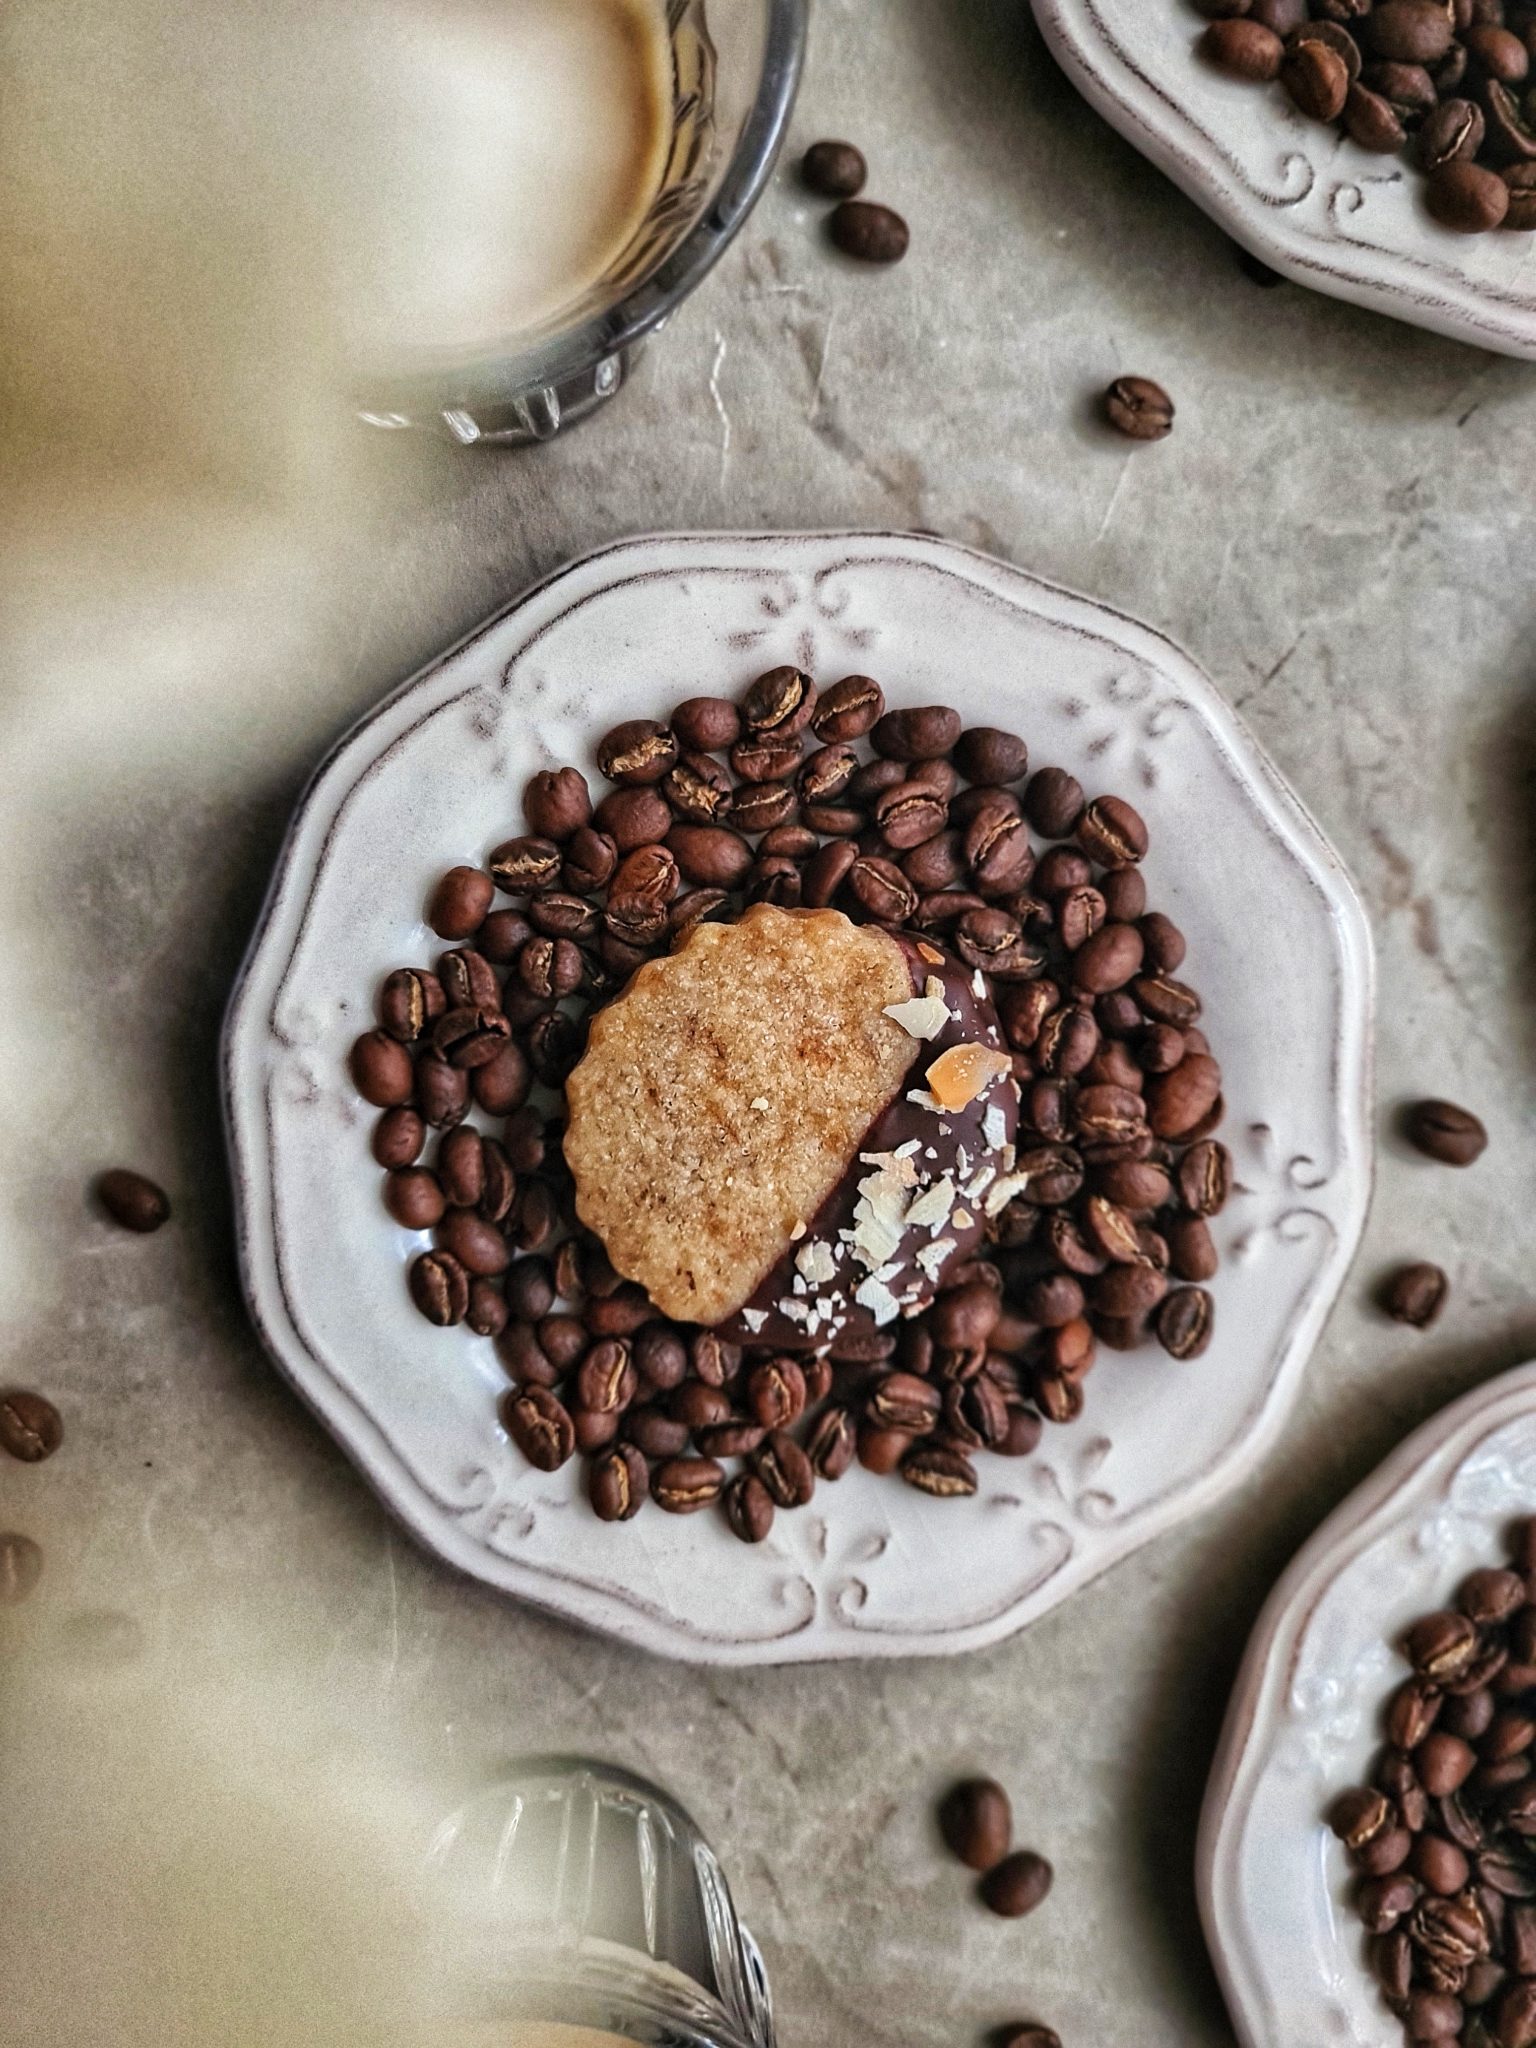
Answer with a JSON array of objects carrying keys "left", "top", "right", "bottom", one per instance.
[
  {"left": 1029, "top": 0, "right": 1536, "bottom": 361},
  {"left": 221, "top": 528, "right": 1375, "bottom": 1665}
]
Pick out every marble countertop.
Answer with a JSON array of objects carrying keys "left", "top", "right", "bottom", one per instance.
[{"left": 4, "top": 2, "right": 1536, "bottom": 2042}]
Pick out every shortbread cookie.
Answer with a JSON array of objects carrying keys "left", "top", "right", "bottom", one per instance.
[{"left": 563, "top": 905, "right": 919, "bottom": 1325}]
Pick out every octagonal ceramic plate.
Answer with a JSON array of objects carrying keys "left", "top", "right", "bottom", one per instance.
[
  {"left": 222, "top": 530, "right": 1373, "bottom": 1665},
  {"left": 1200, "top": 1360, "right": 1536, "bottom": 2047},
  {"left": 1031, "top": 0, "right": 1536, "bottom": 359}
]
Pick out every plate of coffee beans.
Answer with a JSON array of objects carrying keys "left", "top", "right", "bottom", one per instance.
[
  {"left": 1030, "top": 0, "right": 1536, "bottom": 360},
  {"left": 1201, "top": 1358, "right": 1536, "bottom": 2047},
  {"left": 223, "top": 530, "right": 1371, "bottom": 1663}
]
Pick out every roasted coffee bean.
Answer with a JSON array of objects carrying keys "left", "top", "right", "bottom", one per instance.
[
  {"left": 517, "top": 936, "right": 583, "bottom": 1001},
  {"left": 857, "top": 1424, "right": 910, "bottom": 1475},
  {"left": 1153, "top": 1286, "right": 1214, "bottom": 1360},
  {"left": 1159, "top": 1215, "right": 1215, "bottom": 1284},
  {"left": 435, "top": 1208, "right": 511, "bottom": 1278},
  {"left": 663, "top": 751, "right": 734, "bottom": 823},
  {"left": 95, "top": 1165, "right": 172, "bottom": 1236},
  {"left": 728, "top": 781, "right": 796, "bottom": 834},
  {"left": 428, "top": 865, "right": 494, "bottom": 937},
  {"left": 410, "top": 1250, "right": 470, "bottom": 1325},
  {"left": 503, "top": 1258, "right": 554, "bottom": 1325},
  {"left": 501, "top": 1321, "right": 557, "bottom": 1388},
  {"left": 939, "top": 1777, "right": 1013, "bottom": 1870},
  {"left": 489, "top": 836, "right": 562, "bottom": 895},
  {"left": 594, "top": 793, "right": 670, "bottom": 862},
  {"left": 671, "top": 694, "right": 741, "bottom": 752},
  {"left": 1409, "top": 1611, "right": 1482, "bottom": 1684},
  {"left": 1354, "top": 1824, "right": 1414, "bottom": 1876},
  {"left": 437, "top": 948, "right": 501, "bottom": 1010},
  {"left": 1367, "top": 0, "right": 1456, "bottom": 61},
  {"left": 1462, "top": 1568, "right": 1528, "bottom": 1625},
  {"left": 871, "top": 704, "right": 962, "bottom": 761},
  {"left": 955, "top": 907, "right": 1041, "bottom": 978},
  {"left": 1092, "top": 1260, "right": 1169, "bottom": 1320},
  {"left": 1493, "top": 1977, "right": 1536, "bottom": 2045},
  {"left": 464, "top": 1279, "right": 507, "bottom": 1339},
  {"left": 901, "top": 1442, "right": 979, "bottom": 1496},
  {"left": 846, "top": 854, "right": 918, "bottom": 923},
  {"left": 432, "top": 1006, "right": 512, "bottom": 1071},
  {"left": 998, "top": 980, "right": 1059, "bottom": 1052},
  {"left": 687, "top": 1330, "right": 737, "bottom": 1388},
  {"left": 752, "top": 1431, "right": 815, "bottom": 1507},
  {"left": 797, "top": 744, "right": 858, "bottom": 809},
  {"left": 1139, "top": 1023, "right": 1186, "bottom": 1075},
  {"left": 478, "top": 908, "right": 536, "bottom": 963},
  {"left": 1406, "top": 1098, "right": 1489, "bottom": 1166},
  {"left": 1055, "top": 884, "right": 1106, "bottom": 953},
  {"left": 1505, "top": 162, "right": 1536, "bottom": 230},
  {"left": 574, "top": 1339, "right": 637, "bottom": 1415},
  {"left": 801, "top": 138, "right": 867, "bottom": 198},
  {"left": 812, "top": 674, "right": 885, "bottom": 741},
  {"left": 1071, "top": 921, "right": 1145, "bottom": 996},
  {"left": 1402, "top": 1989, "right": 1463, "bottom": 2040},
  {"left": 672, "top": 1381, "right": 733, "bottom": 1434},
  {"left": 627, "top": 1324, "right": 684, "bottom": 1394},
  {"left": 730, "top": 727, "right": 804, "bottom": 782},
  {"left": 1092, "top": 868, "right": 1144, "bottom": 928},
  {"left": 1104, "top": 374, "right": 1177, "bottom": 444},
  {"left": 964, "top": 799, "right": 1035, "bottom": 894},
  {"left": 624, "top": 1405, "right": 690, "bottom": 1459},
  {"left": 1282, "top": 36, "right": 1351, "bottom": 118},
  {"left": 724, "top": 1471, "right": 776, "bottom": 1543},
  {"left": 1467, "top": 21, "right": 1531, "bottom": 80},
  {"left": 828, "top": 198, "right": 910, "bottom": 263},
  {"left": 868, "top": 1372, "right": 943, "bottom": 1433},
  {"left": 414, "top": 1054, "right": 469, "bottom": 1129},
  {"left": 1175, "top": 1140, "right": 1230, "bottom": 1216},
  {"left": 1077, "top": 794, "right": 1149, "bottom": 866},
  {"left": 590, "top": 1442, "right": 648, "bottom": 1522},
  {"left": 1419, "top": 1731, "right": 1478, "bottom": 1796},
  {"left": 901, "top": 831, "right": 966, "bottom": 892},
  {"left": 1428, "top": 158, "right": 1512, "bottom": 229},
  {"left": 560, "top": 829, "right": 619, "bottom": 898},
  {"left": 350, "top": 1029, "right": 414, "bottom": 1108},
  {"left": 1146, "top": 1054, "right": 1222, "bottom": 1139},
  {"left": 1344, "top": 79, "right": 1408, "bottom": 149},
  {"left": 503, "top": 1386, "right": 576, "bottom": 1471},
  {"left": 379, "top": 966, "right": 446, "bottom": 1042},
  {"left": 573, "top": 1408, "right": 621, "bottom": 1455},
  {"left": 1201, "top": 16, "right": 1285, "bottom": 77},
  {"left": 373, "top": 1107, "right": 426, "bottom": 1170},
  {"left": 1362, "top": 1885, "right": 1419, "bottom": 1942},
  {"left": 658, "top": 824, "right": 749, "bottom": 889},
  {"left": 929, "top": 1282, "right": 1003, "bottom": 1353},
  {"left": 1023, "top": 766, "right": 1085, "bottom": 837},
  {"left": 806, "top": 1405, "right": 857, "bottom": 1480},
  {"left": 0, "top": 1389, "right": 62, "bottom": 1464},
  {"left": 874, "top": 780, "right": 947, "bottom": 850},
  {"left": 996, "top": 2027, "right": 1061, "bottom": 2048},
  {"left": 1381, "top": 1260, "right": 1450, "bottom": 1329},
  {"left": 1442, "top": 1689, "right": 1496, "bottom": 1743},
  {"left": 466, "top": 1042, "right": 528, "bottom": 1120},
  {"left": 1035, "top": 845, "right": 1092, "bottom": 897},
  {"left": 980, "top": 1849, "right": 1054, "bottom": 1918},
  {"left": 597, "top": 718, "right": 677, "bottom": 785},
  {"left": 384, "top": 1166, "right": 446, "bottom": 1231},
  {"left": 1074, "top": 1085, "right": 1150, "bottom": 1147},
  {"left": 748, "top": 1357, "right": 808, "bottom": 1429},
  {"left": 743, "top": 665, "right": 816, "bottom": 736},
  {"left": 524, "top": 766, "right": 592, "bottom": 840}
]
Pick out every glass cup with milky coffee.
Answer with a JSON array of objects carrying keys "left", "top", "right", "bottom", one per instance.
[
  {"left": 412, "top": 1758, "right": 775, "bottom": 2046},
  {"left": 353, "top": 0, "right": 805, "bottom": 444}
]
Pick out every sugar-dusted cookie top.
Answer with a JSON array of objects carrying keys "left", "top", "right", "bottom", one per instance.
[{"left": 563, "top": 905, "right": 919, "bottom": 1326}]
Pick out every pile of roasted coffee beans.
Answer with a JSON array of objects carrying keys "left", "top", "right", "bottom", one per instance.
[
  {"left": 1194, "top": 0, "right": 1536, "bottom": 234},
  {"left": 938, "top": 1776, "right": 1060, "bottom": 2044},
  {"left": 800, "top": 136, "right": 910, "bottom": 264},
  {"left": 348, "top": 667, "right": 1229, "bottom": 1540},
  {"left": 1329, "top": 1519, "right": 1536, "bottom": 2045},
  {"left": 1378, "top": 1098, "right": 1489, "bottom": 1330}
]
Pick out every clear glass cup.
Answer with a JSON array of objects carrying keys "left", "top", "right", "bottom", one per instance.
[
  {"left": 420, "top": 1757, "right": 776, "bottom": 2046},
  {"left": 358, "top": 0, "right": 806, "bottom": 446}
]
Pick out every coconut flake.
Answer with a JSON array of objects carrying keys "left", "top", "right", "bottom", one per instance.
[
  {"left": 916, "top": 1236, "right": 956, "bottom": 1280},
  {"left": 739, "top": 1307, "right": 767, "bottom": 1334},
  {"left": 884, "top": 992, "right": 950, "bottom": 1041},
  {"left": 795, "top": 1240, "right": 837, "bottom": 1287},
  {"left": 853, "top": 1273, "right": 903, "bottom": 1324},
  {"left": 906, "top": 1176, "right": 958, "bottom": 1233},
  {"left": 983, "top": 1170, "right": 1033, "bottom": 1217}
]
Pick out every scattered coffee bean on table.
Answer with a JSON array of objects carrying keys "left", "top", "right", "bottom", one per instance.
[
  {"left": 97, "top": 1167, "right": 171, "bottom": 1232},
  {"left": 1329, "top": 1517, "right": 1536, "bottom": 2046},
  {"left": 981, "top": 1849, "right": 1055, "bottom": 1919},
  {"left": 940, "top": 1777, "right": 1014, "bottom": 1870},
  {"left": 0, "top": 1389, "right": 63, "bottom": 1464},
  {"left": 1405, "top": 1099, "right": 1488, "bottom": 1168},
  {"left": 1104, "top": 376, "right": 1175, "bottom": 441},
  {"left": 828, "top": 199, "right": 910, "bottom": 264},
  {"left": 1188, "top": 0, "right": 1536, "bottom": 236},
  {"left": 1379, "top": 1261, "right": 1449, "bottom": 1329},
  {"left": 801, "top": 139, "right": 867, "bottom": 199},
  {"left": 998, "top": 2029, "right": 1062, "bottom": 2048},
  {"left": 0, "top": 1532, "right": 43, "bottom": 1605},
  {"left": 349, "top": 664, "right": 1228, "bottom": 1540}
]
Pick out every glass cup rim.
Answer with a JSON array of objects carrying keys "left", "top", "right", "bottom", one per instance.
[{"left": 360, "top": 0, "right": 807, "bottom": 417}]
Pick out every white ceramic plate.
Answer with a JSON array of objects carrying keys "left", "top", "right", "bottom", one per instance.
[
  {"left": 1031, "top": 0, "right": 1536, "bottom": 359},
  {"left": 222, "top": 531, "right": 1373, "bottom": 1665},
  {"left": 1200, "top": 1359, "right": 1536, "bottom": 2047}
]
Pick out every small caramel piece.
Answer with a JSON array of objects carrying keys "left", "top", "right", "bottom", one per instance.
[
  {"left": 564, "top": 906, "right": 919, "bottom": 1325},
  {"left": 926, "top": 1043, "right": 1013, "bottom": 1112}
]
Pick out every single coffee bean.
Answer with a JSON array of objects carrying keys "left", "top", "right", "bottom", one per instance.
[
  {"left": 518, "top": 936, "right": 584, "bottom": 1000},
  {"left": 965, "top": 798, "right": 1035, "bottom": 893},
  {"left": 1023, "top": 766, "right": 1084, "bottom": 837},
  {"left": 1353, "top": 1824, "right": 1413, "bottom": 1875},
  {"left": 652, "top": 1455, "right": 727, "bottom": 1513},
  {"left": 1462, "top": 1568, "right": 1527, "bottom": 1624},
  {"left": 847, "top": 854, "right": 918, "bottom": 923},
  {"left": 1494, "top": 1976, "right": 1536, "bottom": 2046},
  {"left": 1404, "top": 1989, "right": 1463, "bottom": 2041},
  {"left": 384, "top": 1166, "right": 446, "bottom": 1231},
  {"left": 1164, "top": 1215, "right": 1217, "bottom": 1284},
  {"left": 938, "top": 1778, "right": 1013, "bottom": 1870},
  {"left": 1094, "top": 1263, "right": 1169, "bottom": 1320},
  {"left": 671, "top": 695, "right": 741, "bottom": 752},
  {"left": 0, "top": 1530, "right": 43, "bottom": 1605},
  {"left": 828, "top": 198, "right": 909, "bottom": 263},
  {"left": 1367, "top": 0, "right": 1456, "bottom": 62},
  {"left": 1359, "top": 1874, "right": 1420, "bottom": 1935},
  {"left": 437, "top": 948, "right": 500, "bottom": 1010},
  {"left": 379, "top": 966, "right": 446, "bottom": 1042},
  {"left": 724, "top": 1471, "right": 776, "bottom": 1543},
  {"left": 1177, "top": 1139, "right": 1231, "bottom": 1215},
  {"left": 747, "top": 1357, "right": 808, "bottom": 1430},
  {"left": 997, "top": 2028, "right": 1061, "bottom": 2048},
  {"left": 428, "top": 865, "right": 494, "bottom": 937},
  {"left": 801, "top": 138, "right": 867, "bottom": 199},
  {"left": 806, "top": 1405, "right": 857, "bottom": 1480},
  {"left": 1282, "top": 38, "right": 1351, "bottom": 118},
  {"left": 593, "top": 788, "right": 671, "bottom": 855},
  {"left": 901, "top": 1442, "right": 979, "bottom": 1496},
  {"left": 1343, "top": 79, "right": 1408, "bottom": 149},
  {"left": 0, "top": 1390, "right": 63, "bottom": 1463},
  {"left": 901, "top": 831, "right": 967, "bottom": 892},
  {"left": 1201, "top": 15, "right": 1285, "bottom": 77},
  {"left": 1504, "top": 162, "right": 1536, "bottom": 230},
  {"left": 1467, "top": 22, "right": 1531, "bottom": 81},
  {"left": 597, "top": 718, "right": 677, "bottom": 785},
  {"left": 410, "top": 1250, "right": 470, "bottom": 1326},
  {"left": 590, "top": 1442, "right": 649, "bottom": 1522},
  {"left": 350, "top": 1029, "right": 414, "bottom": 1108},
  {"left": 748, "top": 1430, "right": 814, "bottom": 1508},
  {"left": 661, "top": 824, "right": 750, "bottom": 888},
  {"left": 1078, "top": 793, "right": 1149, "bottom": 865},
  {"left": 1330, "top": 1785, "right": 1393, "bottom": 1848},
  {"left": 432, "top": 1006, "right": 512, "bottom": 1070},
  {"left": 465, "top": 1279, "right": 508, "bottom": 1339},
  {"left": 729, "top": 781, "right": 797, "bottom": 834},
  {"left": 1408, "top": 1610, "right": 1481, "bottom": 1683},
  {"left": 1146, "top": 1053, "right": 1222, "bottom": 1139},
  {"left": 1427, "top": 159, "right": 1511, "bottom": 230},
  {"left": 812, "top": 674, "right": 885, "bottom": 741},
  {"left": 980, "top": 1849, "right": 1054, "bottom": 1918},
  {"left": 435, "top": 1208, "right": 511, "bottom": 1278},
  {"left": 1380, "top": 1260, "right": 1449, "bottom": 1328},
  {"left": 1406, "top": 1099, "right": 1488, "bottom": 1166},
  {"left": 875, "top": 780, "right": 948, "bottom": 850},
  {"left": 415, "top": 1054, "right": 470, "bottom": 1129},
  {"left": 867, "top": 704, "right": 960, "bottom": 762},
  {"left": 1104, "top": 375, "right": 1175, "bottom": 441},
  {"left": 97, "top": 1166, "right": 171, "bottom": 1233},
  {"left": 478, "top": 908, "right": 535, "bottom": 963},
  {"left": 503, "top": 1386, "right": 576, "bottom": 1471},
  {"left": 523, "top": 765, "right": 592, "bottom": 840},
  {"left": 954, "top": 725, "right": 1029, "bottom": 785},
  {"left": 1074, "top": 1084, "right": 1150, "bottom": 1146},
  {"left": 373, "top": 1107, "right": 426, "bottom": 1170},
  {"left": 470, "top": 1041, "right": 531, "bottom": 1118},
  {"left": 1072, "top": 921, "right": 1145, "bottom": 995},
  {"left": 1419, "top": 1731, "right": 1477, "bottom": 1796},
  {"left": 1419, "top": 96, "right": 1487, "bottom": 171},
  {"left": 743, "top": 664, "right": 816, "bottom": 736}
]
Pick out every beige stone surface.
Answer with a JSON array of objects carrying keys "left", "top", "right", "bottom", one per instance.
[{"left": 4, "top": 2, "right": 1536, "bottom": 2044}]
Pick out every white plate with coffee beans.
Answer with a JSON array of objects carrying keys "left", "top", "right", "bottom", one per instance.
[
  {"left": 222, "top": 530, "right": 1372, "bottom": 1665},
  {"left": 1200, "top": 1357, "right": 1536, "bottom": 2047},
  {"left": 1030, "top": 0, "right": 1536, "bottom": 360}
]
